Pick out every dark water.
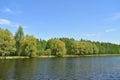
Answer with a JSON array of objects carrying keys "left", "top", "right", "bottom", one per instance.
[{"left": 0, "top": 57, "right": 120, "bottom": 80}]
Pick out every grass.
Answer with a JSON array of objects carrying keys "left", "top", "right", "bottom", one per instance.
[
  {"left": 0, "top": 56, "right": 29, "bottom": 59},
  {"left": 1, "top": 54, "right": 120, "bottom": 59},
  {"left": 35, "top": 54, "right": 120, "bottom": 58},
  {"left": 44, "top": 54, "right": 120, "bottom": 57},
  {"left": 33, "top": 55, "right": 56, "bottom": 58}
]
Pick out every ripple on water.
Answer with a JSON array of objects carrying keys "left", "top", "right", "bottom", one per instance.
[{"left": 90, "top": 72, "right": 120, "bottom": 80}]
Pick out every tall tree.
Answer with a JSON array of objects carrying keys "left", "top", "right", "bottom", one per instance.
[
  {"left": 0, "top": 29, "right": 16, "bottom": 56},
  {"left": 93, "top": 43, "right": 99, "bottom": 54},
  {"left": 36, "top": 39, "right": 47, "bottom": 55},
  {"left": 14, "top": 26, "right": 24, "bottom": 56},
  {"left": 71, "top": 41, "right": 79, "bottom": 55},
  {"left": 23, "top": 35, "right": 37, "bottom": 57}
]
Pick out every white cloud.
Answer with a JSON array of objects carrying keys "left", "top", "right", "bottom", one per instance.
[
  {"left": 4, "top": 8, "right": 13, "bottom": 13},
  {"left": 105, "top": 28, "right": 117, "bottom": 33},
  {"left": 2, "top": 8, "right": 22, "bottom": 15},
  {"left": 0, "top": 18, "right": 28, "bottom": 29},
  {"left": 0, "top": 19, "right": 11, "bottom": 25},
  {"left": 107, "top": 13, "right": 120, "bottom": 20},
  {"left": 82, "top": 33, "right": 96, "bottom": 37}
]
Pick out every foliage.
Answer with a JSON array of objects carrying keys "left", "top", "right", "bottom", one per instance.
[
  {"left": 59, "top": 38, "right": 75, "bottom": 54},
  {"left": 0, "top": 29, "right": 16, "bottom": 56},
  {"left": 0, "top": 27, "right": 120, "bottom": 57},
  {"left": 14, "top": 26, "right": 24, "bottom": 56},
  {"left": 23, "top": 35, "right": 37, "bottom": 57},
  {"left": 46, "top": 39, "right": 66, "bottom": 56},
  {"left": 71, "top": 41, "right": 99, "bottom": 55},
  {"left": 36, "top": 39, "right": 47, "bottom": 55}
]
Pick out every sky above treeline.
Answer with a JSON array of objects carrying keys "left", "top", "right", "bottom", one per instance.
[{"left": 0, "top": 0, "right": 120, "bottom": 44}]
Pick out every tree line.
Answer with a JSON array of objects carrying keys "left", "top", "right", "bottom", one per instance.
[{"left": 0, "top": 26, "right": 120, "bottom": 57}]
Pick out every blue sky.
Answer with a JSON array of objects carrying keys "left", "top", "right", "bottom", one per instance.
[{"left": 0, "top": 0, "right": 120, "bottom": 44}]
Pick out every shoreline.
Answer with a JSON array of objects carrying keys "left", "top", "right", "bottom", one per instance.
[
  {"left": 1, "top": 54, "right": 120, "bottom": 59},
  {"left": 0, "top": 56, "right": 29, "bottom": 59},
  {"left": 35, "top": 54, "right": 120, "bottom": 58}
]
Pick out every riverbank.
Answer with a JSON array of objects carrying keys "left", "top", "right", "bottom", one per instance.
[
  {"left": 1, "top": 54, "right": 120, "bottom": 59},
  {"left": 62, "top": 54, "right": 120, "bottom": 57},
  {"left": 34, "top": 55, "right": 56, "bottom": 58},
  {"left": 35, "top": 54, "right": 120, "bottom": 58},
  {"left": 0, "top": 56, "right": 29, "bottom": 59},
  {"left": 83, "top": 54, "right": 120, "bottom": 57}
]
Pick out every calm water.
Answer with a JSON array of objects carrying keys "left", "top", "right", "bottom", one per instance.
[{"left": 0, "top": 56, "right": 120, "bottom": 80}]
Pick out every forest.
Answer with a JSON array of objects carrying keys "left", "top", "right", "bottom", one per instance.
[{"left": 0, "top": 26, "right": 120, "bottom": 57}]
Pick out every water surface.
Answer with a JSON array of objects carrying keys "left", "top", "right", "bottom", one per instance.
[{"left": 0, "top": 56, "right": 120, "bottom": 80}]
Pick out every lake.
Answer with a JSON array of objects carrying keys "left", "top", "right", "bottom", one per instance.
[{"left": 0, "top": 56, "right": 120, "bottom": 80}]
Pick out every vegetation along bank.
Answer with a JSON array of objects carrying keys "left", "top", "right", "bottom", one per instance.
[{"left": 0, "top": 26, "right": 120, "bottom": 59}]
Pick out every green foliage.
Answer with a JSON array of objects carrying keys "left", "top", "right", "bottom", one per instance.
[
  {"left": 36, "top": 39, "right": 47, "bottom": 55},
  {"left": 94, "top": 42, "right": 120, "bottom": 54},
  {"left": 14, "top": 26, "right": 24, "bottom": 56},
  {"left": 71, "top": 41, "right": 99, "bottom": 55},
  {"left": 0, "top": 29, "right": 16, "bottom": 56},
  {"left": 59, "top": 38, "right": 75, "bottom": 54},
  {"left": 23, "top": 35, "right": 37, "bottom": 57},
  {"left": 46, "top": 39, "right": 66, "bottom": 56},
  {"left": 71, "top": 41, "right": 79, "bottom": 55},
  {"left": 38, "top": 49, "right": 51, "bottom": 56},
  {"left": 93, "top": 43, "right": 99, "bottom": 54},
  {"left": 0, "top": 27, "right": 120, "bottom": 57},
  {"left": 45, "top": 49, "right": 51, "bottom": 55}
]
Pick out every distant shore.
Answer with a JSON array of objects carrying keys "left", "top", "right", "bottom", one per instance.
[{"left": 1, "top": 54, "right": 120, "bottom": 59}]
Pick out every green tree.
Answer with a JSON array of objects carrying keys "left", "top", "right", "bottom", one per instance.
[
  {"left": 44, "top": 49, "right": 51, "bottom": 56},
  {"left": 14, "top": 26, "right": 24, "bottom": 56},
  {"left": 36, "top": 39, "right": 47, "bottom": 56},
  {"left": 71, "top": 41, "right": 99, "bottom": 55},
  {"left": 71, "top": 41, "right": 79, "bottom": 55},
  {"left": 93, "top": 43, "right": 99, "bottom": 54},
  {"left": 47, "top": 39, "right": 66, "bottom": 56},
  {"left": 0, "top": 29, "right": 16, "bottom": 56},
  {"left": 23, "top": 35, "right": 37, "bottom": 57},
  {"left": 59, "top": 38, "right": 75, "bottom": 54},
  {"left": 36, "top": 39, "right": 42, "bottom": 55}
]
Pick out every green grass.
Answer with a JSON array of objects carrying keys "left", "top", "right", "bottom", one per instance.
[
  {"left": 33, "top": 55, "right": 56, "bottom": 58},
  {"left": 35, "top": 54, "right": 120, "bottom": 58},
  {"left": 1, "top": 54, "right": 120, "bottom": 59},
  {"left": 0, "top": 56, "right": 29, "bottom": 59}
]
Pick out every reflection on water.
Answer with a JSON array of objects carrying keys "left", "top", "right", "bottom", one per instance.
[
  {"left": 0, "top": 56, "right": 120, "bottom": 80},
  {"left": 0, "top": 58, "right": 37, "bottom": 80}
]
